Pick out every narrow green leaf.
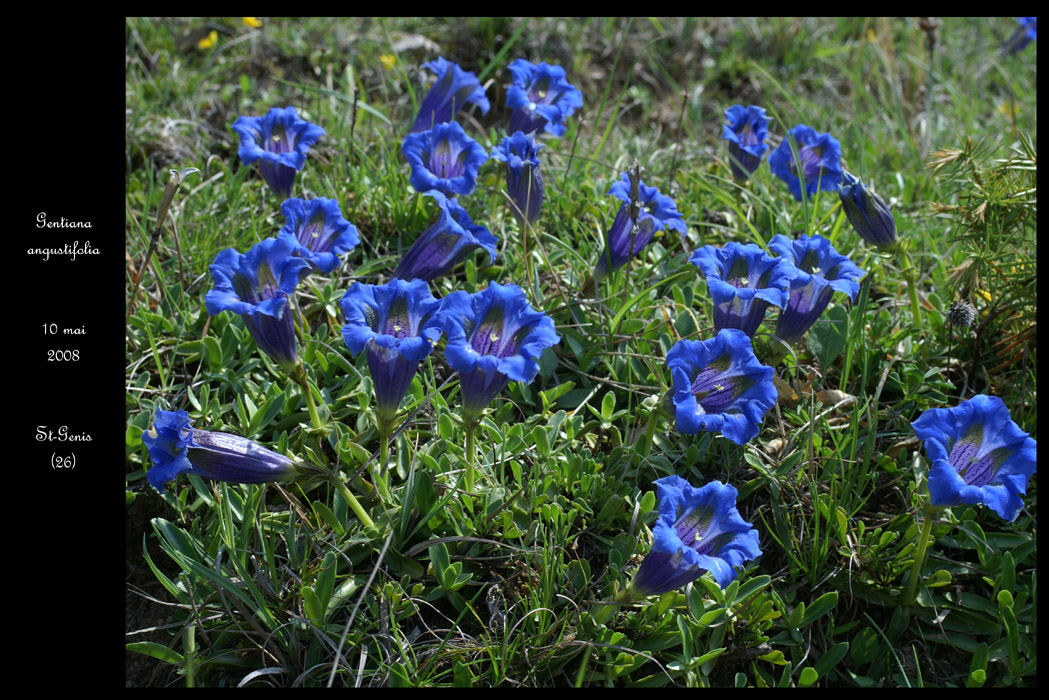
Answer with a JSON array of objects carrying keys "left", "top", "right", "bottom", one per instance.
[
  {"left": 126, "top": 641, "right": 184, "bottom": 665},
  {"left": 301, "top": 585, "right": 323, "bottom": 623},
  {"left": 813, "top": 641, "right": 849, "bottom": 680},
  {"left": 312, "top": 501, "right": 346, "bottom": 536},
  {"left": 315, "top": 551, "right": 337, "bottom": 614}
]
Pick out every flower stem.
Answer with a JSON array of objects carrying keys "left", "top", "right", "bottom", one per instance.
[
  {"left": 328, "top": 474, "right": 376, "bottom": 531},
  {"left": 378, "top": 416, "right": 392, "bottom": 474},
  {"left": 634, "top": 407, "right": 660, "bottom": 467},
  {"left": 898, "top": 244, "right": 923, "bottom": 329},
  {"left": 290, "top": 364, "right": 325, "bottom": 431},
  {"left": 375, "top": 415, "right": 395, "bottom": 501},
  {"left": 464, "top": 418, "right": 478, "bottom": 493},
  {"left": 903, "top": 504, "right": 937, "bottom": 608}
]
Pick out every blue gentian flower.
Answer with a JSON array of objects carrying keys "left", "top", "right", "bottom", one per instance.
[
  {"left": 491, "top": 131, "right": 545, "bottom": 226},
  {"left": 277, "top": 197, "right": 360, "bottom": 274},
  {"left": 722, "top": 105, "right": 770, "bottom": 182},
  {"left": 144, "top": 409, "right": 302, "bottom": 490},
  {"left": 839, "top": 172, "right": 898, "bottom": 250},
  {"left": 767, "top": 124, "right": 843, "bottom": 201},
  {"left": 912, "top": 395, "right": 1037, "bottom": 522},
  {"left": 411, "top": 56, "right": 491, "bottom": 133},
  {"left": 506, "top": 59, "right": 583, "bottom": 137},
  {"left": 439, "top": 282, "right": 560, "bottom": 420},
  {"left": 205, "top": 236, "right": 312, "bottom": 373},
  {"left": 340, "top": 279, "right": 444, "bottom": 422},
  {"left": 594, "top": 172, "right": 687, "bottom": 280},
  {"left": 231, "top": 106, "right": 325, "bottom": 199},
  {"left": 392, "top": 190, "right": 498, "bottom": 282},
  {"left": 627, "top": 476, "right": 762, "bottom": 598},
  {"left": 402, "top": 121, "right": 489, "bottom": 198},
  {"left": 689, "top": 242, "right": 797, "bottom": 337},
  {"left": 769, "top": 234, "right": 865, "bottom": 345},
  {"left": 1002, "top": 17, "right": 1037, "bottom": 54},
  {"left": 665, "top": 329, "right": 777, "bottom": 445}
]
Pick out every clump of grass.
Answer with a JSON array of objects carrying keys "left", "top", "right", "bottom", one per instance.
[{"left": 126, "top": 17, "right": 1036, "bottom": 688}]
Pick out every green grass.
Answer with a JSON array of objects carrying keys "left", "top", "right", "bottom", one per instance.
[{"left": 125, "top": 17, "right": 1036, "bottom": 687}]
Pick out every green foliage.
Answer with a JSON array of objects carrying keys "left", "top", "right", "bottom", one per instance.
[{"left": 126, "top": 17, "right": 1036, "bottom": 687}]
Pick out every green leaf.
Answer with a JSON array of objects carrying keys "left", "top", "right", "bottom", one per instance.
[
  {"left": 734, "top": 574, "right": 772, "bottom": 603},
  {"left": 301, "top": 585, "right": 324, "bottom": 623},
  {"left": 126, "top": 424, "right": 145, "bottom": 446},
  {"left": 315, "top": 551, "right": 337, "bottom": 614},
  {"left": 808, "top": 304, "right": 849, "bottom": 370},
  {"left": 601, "top": 391, "right": 616, "bottom": 421},
  {"left": 677, "top": 614, "right": 692, "bottom": 661},
  {"left": 694, "top": 647, "right": 726, "bottom": 666},
  {"left": 540, "top": 381, "right": 575, "bottom": 412},
  {"left": 798, "top": 665, "right": 819, "bottom": 688},
  {"left": 850, "top": 627, "right": 880, "bottom": 667},
  {"left": 639, "top": 489, "right": 656, "bottom": 517},
  {"left": 966, "top": 642, "right": 989, "bottom": 688},
  {"left": 312, "top": 501, "right": 346, "bottom": 536},
  {"left": 532, "top": 425, "right": 551, "bottom": 458},
  {"left": 813, "top": 641, "right": 849, "bottom": 680},
  {"left": 759, "top": 649, "right": 788, "bottom": 666},
  {"left": 998, "top": 550, "right": 1016, "bottom": 595},
  {"left": 429, "top": 542, "right": 451, "bottom": 583},
  {"left": 799, "top": 591, "right": 838, "bottom": 627},
  {"left": 126, "top": 641, "right": 184, "bottom": 665},
  {"left": 389, "top": 662, "right": 412, "bottom": 687},
  {"left": 247, "top": 392, "right": 285, "bottom": 436},
  {"left": 926, "top": 569, "right": 952, "bottom": 588},
  {"left": 453, "top": 660, "right": 473, "bottom": 687}
]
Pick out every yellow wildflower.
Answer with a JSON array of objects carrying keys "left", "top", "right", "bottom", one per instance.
[
  {"left": 198, "top": 30, "right": 218, "bottom": 50},
  {"left": 243, "top": 17, "right": 263, "bottom": 28},
  {"left": 997, "top": 102, "right": 1020, "bottom": 118},
  {"left": 380, "top": 53, "right": 397, "bottom": 70}
]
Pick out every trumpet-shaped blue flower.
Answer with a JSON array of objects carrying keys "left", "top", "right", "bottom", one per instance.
[
  {"left": 439, "top": 282, "right": 560, "bottom": 420},
  {"left": 1002, "top": 17, "right": 1036, "bottom": 54},
  {"left": 402, "top": 121, "right": 488, "bottom": 198},
  {"left": 232, "top": 106, "right": 325, "bottom": 199},
  {"left": 393, "top": 191, "right": 498, "bottom": 282},
  {"left": 769, "top": 234, "right": 865, "bottom": 345},
  {"left": 666, "top": 329, "right": 777, "bottom": 445},
  {"left": 411, "top": 57, "right": 491, "bottom": 133},
  {"left": 506, "top": 59, "right": 583, "bottom": 137},
  {"left": 839, "top": 172, "right": 897, "bottom": 250},
  {"left": 205, "top": 237, "right": 312, "bottom": 373},
  {"left": 722, "top": 105, "right": 770, "bottom": 182},
  {"left": 341, "top": 279, "right": 444, "bottom": 421},
  {"left": 277, "top": 197, "right": 360, "bottom": 274},
  {"left": 689, "top": 242, "right": 796, "bottom": 337},
  {"left": 492, "top": 131, "right": 544, "bottom": 226},
  {"left": 628, "top": 476, "right": 761, "bottom": 598},
  {"left": 594, "top": 172, "right": 687, "bottom": 280},
  {"left": 912, "top": 395, "right": 1037, "bottom": 522},
  {"left": 768, "top": 124, "right": 843, "bottom": 201},
  {"left": 144, "top": 409, "right": 302, "bottom": 490}
]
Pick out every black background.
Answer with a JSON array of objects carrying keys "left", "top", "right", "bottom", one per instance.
[
  {"left": 22, "top": 38, "right": 115, "bottom": 491},
  {"left": 21, "top": 20, "right": 119, "bottom": 683}
]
